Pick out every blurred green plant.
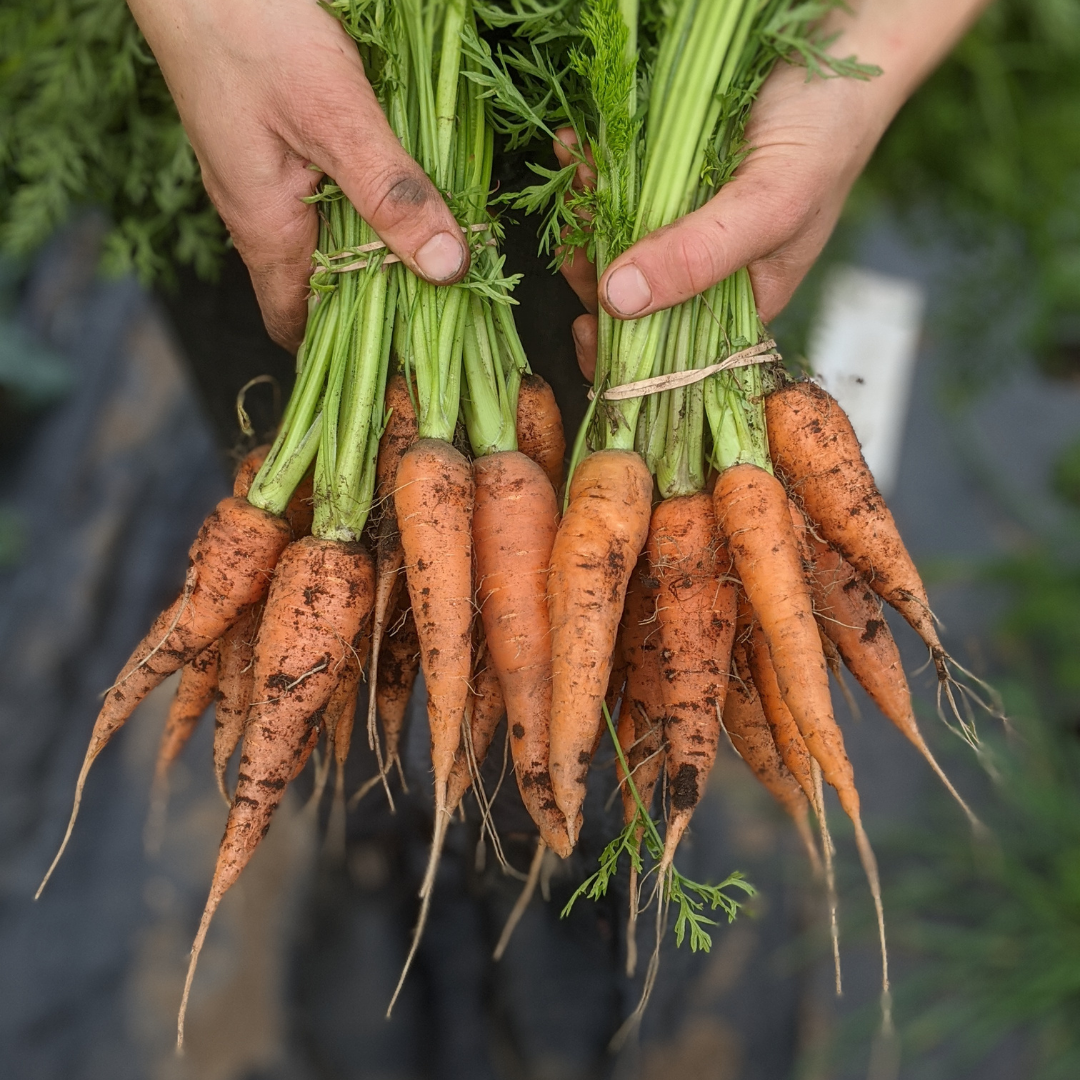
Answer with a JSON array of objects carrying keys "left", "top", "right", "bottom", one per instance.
[
  {"left": 0, "top": 0, "right": 223, "bottom": 284},
  {"left": 876, "top": 439, "right": 1080, "bottom": 1079},
  {"left": 859, "top": 0, "right": 1080, "bottom": 372}
]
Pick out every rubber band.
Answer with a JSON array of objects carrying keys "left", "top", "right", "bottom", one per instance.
[{"left": 588, "top": 340, "right": 779, "bottom": 401}]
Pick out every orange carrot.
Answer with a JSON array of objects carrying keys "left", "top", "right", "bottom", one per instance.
[
  {"left": 38, "top": 497, "right": 291, "bottom": 898},
  {"left": 395, "top": 439, "right": 474, "bottom": 853},
  {"left": 646, "top": 493, "right": 735, "bottom": 871},
  {"left": 178, "top": 535, "right": 374, "bottom": 1047},
  {"left": 716, "top": 463, "right": 889, "bottom": 1022},
  {"left": 144, "top": 640, "right": 221, "bottom": 855},
  {"left": 473, "top": 451, "right": 572, "bottom": 856},
  {"left": 233, "top": 444, "right": 271, "bottom": 498},
  {"left": 548, "top": 450, "right": 652, "bottom": 842},
  {"left": 516, "top": 373, "right": 566, "bottom": 491},
  {"left": 212, "top": 602, "right": 262, "bottom": 805},
  {"left": 618, "top": 559, "right": 666, "bottom": 979},
  {"left": 377, "top": 601, "right": 420, "bottom": 781},
  {"left": 367, "top": 374, "right": 418, "bottom": 774},
  {"left": 153, "top": 641, "right": 221, "bottom": 788},
  {"left": 795, "top": 508, "right": 980, "bottom": 826},
  {"left": 446, "top": 644, "right": 506, "bottom": 814},
  {"left": 766, "top": 382, "right": 941, "bottom": 663},
  {"left": 620, "top": 564, "right": 666, "bottom": 826},
  {"left": 741, "top": 618, "right": 816, "bottom": 805},
  {"left": 722, "top": 645, "right": 820, "bottom": 874}
]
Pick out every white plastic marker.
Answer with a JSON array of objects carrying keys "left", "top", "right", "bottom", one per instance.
[{"left": 808, "top": 266, "right": 926, "bottom": 496}]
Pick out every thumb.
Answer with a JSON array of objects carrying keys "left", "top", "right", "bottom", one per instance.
[
  {"left": 284, "top": 64, "right": 470, "bottom": 287},
  {"left": 597, "top": 161, "right": 823, "bottom": 322}
]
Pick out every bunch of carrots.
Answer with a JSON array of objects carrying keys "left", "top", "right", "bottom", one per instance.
[{"left": 35, "top": 0, "right": 999, "bottom": 1054}]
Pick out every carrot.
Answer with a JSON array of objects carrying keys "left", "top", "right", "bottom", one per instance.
[
  {"left": 322, "top": 649, "right": 365, "bottom": 858},
  {"left": 376, "top": 601, "right": 420, "bottom": 783},
  {"left": 366, "top": 373, "right": 417, "bottom": 779},
  {"left": 233, "top": 444, "right": 271, "bottom": 498},
  {"left": 212, "top": 602, "right": 262, "bottom": 805},
  {"left": 646, "top": 493, "right": 735, "bottom": 873},
  {"left": 446, "top": 643, "right": 506, "bottom": 815},
  {"left": 473, "top": 451, "right": 572, "bottom": 856},
  {"left": 548, "top": 449, "right": 652, "bottom": 842},
  {"left": 741, "top": 618, "right": 816, "bottom": 806},
  {"left": 516, "top": 373, "right": 566, "bottom": 491},
  {"left": 394, "top": 438, "right": 474, "bottom": 876},
  {"left": 716, "top": 464, "right": 888, "bottom": 1019},
  {"left": 178, "top": 535, "right": 374, "bottom": 1048},
  {"left": 721, "top": 644, "right": 820, "bottom": 875},
  {"left": 620, "top": 562, "right": 666, "bottom": 826},
  {"left": 37, "top": 497, "right": 291, "bottom": 898},
  {"left": 618, "top": 559, "right": 666, "bottom": 978},
  {"left": 765, "top": 382, "right": 941, "bottom": 665},
  {"left": 795, "top": 507, "right": 980, "bottom": 827},
  {"left": 144, "top": 640, "right": 221, "bottom": 856}
]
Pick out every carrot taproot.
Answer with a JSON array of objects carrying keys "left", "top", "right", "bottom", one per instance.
[
  {"left": 647, "top": 493, "right": 735, "bottom": 873},
  {"left": 795, "top": 507, "right": 980, "bottom": 827},
  {"left": 37, "top": 497, "right": 292, "bottom": 898},
  {"left": 548, "top": 449, "right": 652, "bottom": 842},
  {"left": 394, "top": 438, "right": 474, "bottom": 891},
  {"left": 212, "top": 602, "right": 262, "bottom": 805},
  {"left": 144, "top": 640, "right": 221, "bottom": 856},
  {"left": 722, "top": 645, "right": 820, "bottom": 875},
  {"left": 473, "top": 451, "right": 572, "bottom": 856},
  {"left": 177, "top": 535, "right": 374, "bottom": 1048},
  {"left": 516, "top": 373, "right": 566, "bottom": 491},
  {"left": 765, "top": 382, "right": 939, "bottom": 665},
  {"left": 716, "top": 464, "right": 888, "bottom": 1016}
]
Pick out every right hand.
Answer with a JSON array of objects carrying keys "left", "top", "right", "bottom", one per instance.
[{"left": 128, "top": 0, "right": 470, "bottom": 352}]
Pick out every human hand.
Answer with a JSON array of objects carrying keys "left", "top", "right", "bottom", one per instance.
[
  {"left": 128, "top": 0, "right": 470, "bottom": 352},
  {"left": 558, "top": 0, "right": 991, "bottom": 380}
]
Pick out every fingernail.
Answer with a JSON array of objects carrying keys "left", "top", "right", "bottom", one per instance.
[
  {"left": 604, "top": 263, "right": 652, "bottom": 316},
  {"left": 415, "top": 231, "right": 466, "bottom": 282}
]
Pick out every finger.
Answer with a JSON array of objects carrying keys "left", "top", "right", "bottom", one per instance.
[
  {"left": 597, "top": 156, "right": 830, "bottom": 321},
  {"left": 560, "top": 237, "right": 599, "bottom": 315},
  {"left": 200, "top": 145, "right": 323, "bottom": 353},
  {"left": 553, "top": 128, "right": 597, "bottom": 190},
  {"left": 552, "top": 130, "right": 599, "bottom": 312},
  {"left": 276, "top": 45, "right": 469, "bottom": 288},
  {"left": 571, "top": 314, "right": 598, "bottom": 381}
]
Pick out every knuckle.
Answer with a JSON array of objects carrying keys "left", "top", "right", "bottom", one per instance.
[{"left": 361, "top": 167, "right": 436, "bottom": 235}]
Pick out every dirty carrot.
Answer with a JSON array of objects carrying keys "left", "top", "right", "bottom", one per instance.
[
  {"left": 548, "top": 449, "right": 653, "bottom": 843},
  {"left": 38, "top": 496, "right": 291, "bottom": 898},
  {"left": 473, "top": 450, "right": 572, "bottom": 855},
  {"left": 178, "top": 536, "right": 374, "bottom": 1048}
]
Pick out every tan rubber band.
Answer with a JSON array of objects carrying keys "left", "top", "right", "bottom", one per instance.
[
  {"left": 588, "top": 339, "right": 779, "bottom": 401},
  {"left": 323, "top": 224, "right": 492, "bottom": 274}
]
